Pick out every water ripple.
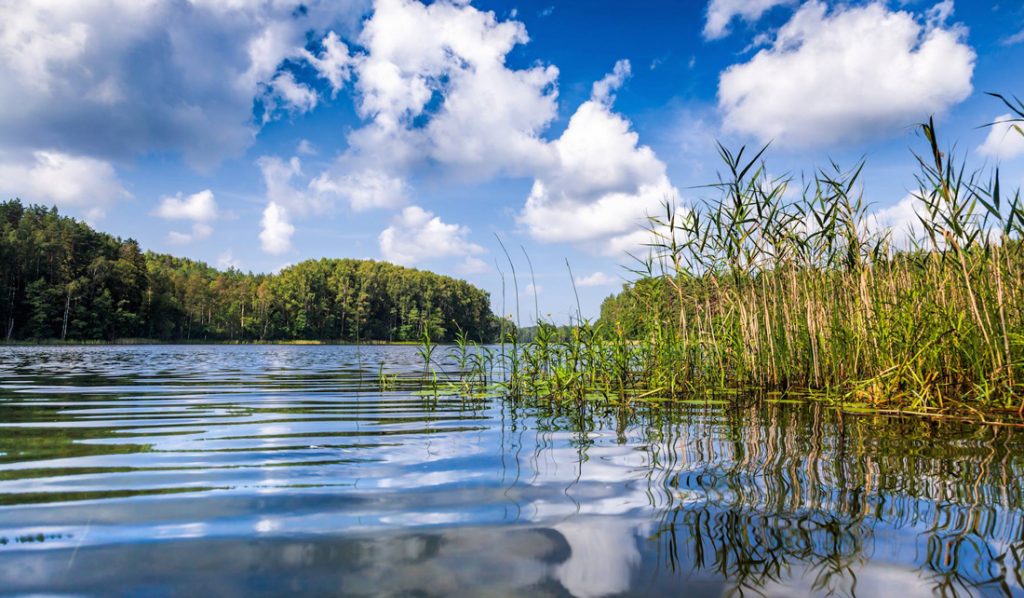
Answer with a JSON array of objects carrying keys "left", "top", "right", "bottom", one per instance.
[{"left": 0, "top": 345, "right": 1022, "bottom": 597}]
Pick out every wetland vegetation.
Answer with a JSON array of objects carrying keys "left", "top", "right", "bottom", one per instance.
[{"left": 428, "top": 105, "right": 1024, "bottom": 421}]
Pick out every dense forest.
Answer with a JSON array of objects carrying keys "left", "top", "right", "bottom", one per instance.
[{"left": 0, "top": 200, "right": 499, "bottom": 342}]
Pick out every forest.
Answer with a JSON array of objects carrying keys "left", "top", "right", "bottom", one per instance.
[{"left": 0, "top": 200, "right": 499, "bottom": 342}]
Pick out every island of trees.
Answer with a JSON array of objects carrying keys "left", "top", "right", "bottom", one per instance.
[{"left": 0, "top": 199, "right": 499, "bottom": 343}]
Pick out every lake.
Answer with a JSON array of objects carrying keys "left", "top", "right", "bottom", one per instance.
[{"left": 0, "top": 345, "right": 1021, "bottom": 597}]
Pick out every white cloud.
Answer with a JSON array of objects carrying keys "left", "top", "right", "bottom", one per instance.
[
  {"left": 0, "top": 0, "right": 367, "bottom": 167},
  {"left": 0, "top": 0, "right": 373, "bottom": 251},
  {"left": 155, "top": 189, "right": 219, "bottom": 222},
  {"left": 524, "top": 283, "right": 542, "bottom": 296},
  {"left": 335, "top": 0, "right": 559, "bottom": 181},
  {"left": 590, "top": 59, "right": 631, "bottom": 106},
  {"left": 217, "top": 250, "right": 241, "bottom": 270},
  {"left": 256, "top": 154, "right": 407, "bottom": 250},
  {"left": 256, "top": 155, "right": 324, "bottom": 253},
  {"left": 244, "top": 1, "right": 629, "bottom": 250},
  {"left": 379, "top": 205, "right": 483, "bottom": 265},
  {"left": 167, "top": 222, "right": 213, "bottom": 245},
  {"left": 257, "top": 155, "right": 330, "bottom": 217},
  {"left": 456, "top": 256, "right": 490, "bottom": 275},
  {"left": 256, "top": 154, "right": 409, "bottom": 250},
  {"left": 233, "top": 3, "right": 679, "bottom": 256},
  {"left": 718, "top": 1, "right": 975, "bottom": 147},
  {"left": 703, "top": 0, "right": 796, "bottom": 40},
  {"left": 865, "top": 194, "right": 928, "bottom": 249},
  {"left": 574, "top": 272, "right": 617, "bottom": 287},
  {"left": 978, "top": 114, "right": 1024, "bottom": 161},
  {"left": 296, "top": 139, "right": 317, "bottom": 155},
  {"left": 303, "top": 30, "right": 353, "bottom": 94},
  {"left": 311, "top": 169, "right": 408, "bottom": 211},
  {"left": 270, "top": 0, "right": 571, "bottom": 255},
  {"left": 1004, "top": 28, "right": 1024, "bottom": 46},
  {"left": 262, "top": 71, "right": 318, "bottom": 121},
  {"left": 519, "top": 61, "right": 679, "bottom": 255},
  {"left": 260, "top": 201, "right": 295, "bottom": 255},
  {"left": 0, "top": 150, "right": 130, "bottom": 220}
]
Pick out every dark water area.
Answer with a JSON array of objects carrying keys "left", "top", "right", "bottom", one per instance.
[{"left": 0, "top": 345, "right": 1021, "bottom": 597}]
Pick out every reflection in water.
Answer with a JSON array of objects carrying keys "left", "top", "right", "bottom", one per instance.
[{"left": 0, "top": 345, "right": 1022, "bottom": 596}]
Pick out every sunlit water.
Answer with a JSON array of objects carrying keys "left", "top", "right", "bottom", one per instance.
[{"left": 0, "top": 345, "right": 1022, "bottom": 597}]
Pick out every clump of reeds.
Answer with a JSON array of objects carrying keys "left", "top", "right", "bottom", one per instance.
[
  {"left": 624, "top": 118, "right": 1023, "bottom": 411},
  {"left": 423, "top": 97, "right": 1024, "bottom": 419}
]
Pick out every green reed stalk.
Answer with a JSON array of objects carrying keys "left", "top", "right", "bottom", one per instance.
[{"left": 505, "top": 109, "right": 1024, "bottom": 418}]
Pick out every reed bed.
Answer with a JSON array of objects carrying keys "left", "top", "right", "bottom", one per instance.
[{"left": 426, "top": 110, "right": 1024, "bottom": 419}]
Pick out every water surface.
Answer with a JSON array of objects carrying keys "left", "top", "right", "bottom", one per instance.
[{"left": 0, "top": 345, "right": 1022, "bottom": 597}]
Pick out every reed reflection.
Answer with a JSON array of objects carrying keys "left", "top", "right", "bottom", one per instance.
[{"left": 518, "top": 399, "right": 1024, "bottom": 597}]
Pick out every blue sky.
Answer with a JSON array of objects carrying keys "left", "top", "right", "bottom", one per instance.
[{"left": 1, "top": 0, "right": 1023, "bottom": 322}]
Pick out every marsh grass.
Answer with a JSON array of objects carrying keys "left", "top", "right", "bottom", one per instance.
[{"left": 423, "top": 112, "right": 1024, "bottom": 420}]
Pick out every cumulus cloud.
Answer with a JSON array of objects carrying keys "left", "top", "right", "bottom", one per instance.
[
  {"left": 155, "top": 189, "right": 220, "bottom": 244},
  {"left": 0, "top": 150, "right": 130, "bottom": 220},
  {"left": 258, "top": 0, "right": 595, "bottom": 255},
  {"left": 311, "top": 169, "right": 408, "bottom": 211},
  {"left": 315, "top": 0, "right": 559, "bottom": 191},
  {"left": 260, "top": 201, "right": 296, "bottom": 255},
  {"left": 864, "top": 194, "right": 928, "bottom": 249},
  {"left": 155, "top": 189, "right": 219, "bottom": 222},
  {"left": 255, "top": 154, "right": 409, "bottom": 252},
  {"left": 379, "top": 205, "right": 484, "bottom": 265},
  {"left": 257, "top": 155, "right": 333, "bottom": 217},
  {"left": 0, "top": 0, "right": 681, "bottom": 258},
  {"left": 718, "top": 1, "right": 975, "bottom": 147},
  {"left": 303, "top": 30, "right": 354, "bottom": 94},
  {"left": 256, "top": 155, "right": 330, "bottom": 254},
  {"left": 234, "top": 2, "right": 681, "bottom": 257},
  {"left": 519, "top": 60, "right": 679, "bottom": 255},
  {"left": 0, "top": 0, "right": 368, "bottom": 226},
  {"left": 0, "top": 0, "right": 366, "bottom": 167},
  {"left": 978, "top": 115, "right": 1024, "bottom": 161},
  {"left": 590, "top": 59, "right": 631, "bottom": 105},
  {"left": 574, "top": 272, "right": 617, "bottom": 287},
  {"left": 262, "top": 71, "right": 319, "bottom": 121},
  {"left": 703, "top": 0, "right": 796, "bottom": 40}
]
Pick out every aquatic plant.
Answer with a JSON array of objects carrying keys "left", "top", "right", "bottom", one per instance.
[{"left": 462, "top": 109, "right": 1024, "bottom": 419}]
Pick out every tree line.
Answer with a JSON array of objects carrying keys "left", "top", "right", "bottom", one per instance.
[{"left": 0, "top": 200, "right": 500, "bottom": 342}]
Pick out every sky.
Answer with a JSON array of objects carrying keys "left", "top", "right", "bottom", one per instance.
[{"left": 1, "top": 0, "right": 1023, "bottom": 322}]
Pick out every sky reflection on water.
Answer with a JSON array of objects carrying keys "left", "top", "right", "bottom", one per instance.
[{"left": 0, "top": 345, "right": 1021, "bottom": 597}]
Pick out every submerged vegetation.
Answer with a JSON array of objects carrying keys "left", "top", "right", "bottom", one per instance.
[
  {"left": 0, "top": 202, "right": 498, "bottom": 343},
  {"left": 429, "top": 100, "right": 1024, "bottom": 419}
]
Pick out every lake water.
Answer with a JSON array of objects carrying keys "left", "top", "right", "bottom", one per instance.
[{"left": 0, "top": 345, "right": 1022, "bottom": 597}]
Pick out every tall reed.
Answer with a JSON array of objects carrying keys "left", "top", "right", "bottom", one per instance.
[
  {"left": 428, "top": 112, "right": 1024, "bottom": 418},
  {"left": 601, "top": 118, "right": 1024, "bottom": 413}
]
